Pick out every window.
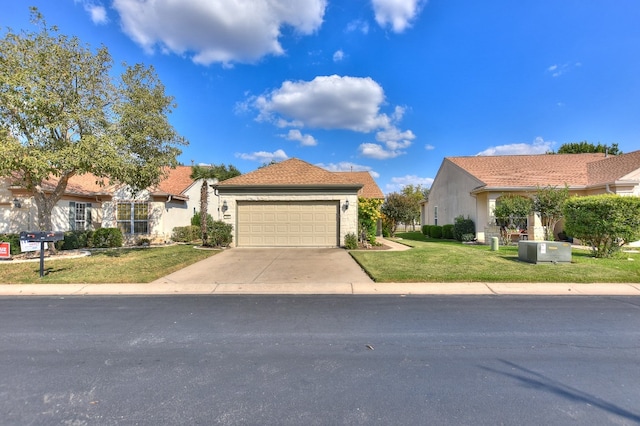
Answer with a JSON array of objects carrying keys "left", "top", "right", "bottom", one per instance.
[
  {"left": 117, "top": 202, "right": 149, "bottom": 234},
  {"left": 434, "top": 206, "right": 438, "bottom": 226},
  {"left": 69, "top": 202, "right": 92, "bottom": 230}
]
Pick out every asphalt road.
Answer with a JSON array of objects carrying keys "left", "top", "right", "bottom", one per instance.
[{"left": 1, "top": 296, "right": 639, "bottom": 425}]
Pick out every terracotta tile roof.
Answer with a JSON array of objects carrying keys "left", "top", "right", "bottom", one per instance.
[
  {"left": 335, "top": 171, "right": 385, "bottom": 199},
  {"left": 218, "top": 158, "right": 363, "bottom": 188},
  {"left": 153, "top": 166, "right": 197, "bottom": 196},
  {"left": 41, "top": 173, "right": 114, "bottom": 196},
  {"left": 448, "top": 153, "right": 607, "bottom": 189}
]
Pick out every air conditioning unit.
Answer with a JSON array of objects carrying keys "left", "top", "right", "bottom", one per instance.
[{"left": 518, "top": 241, "right": 572, "bottom": 264}]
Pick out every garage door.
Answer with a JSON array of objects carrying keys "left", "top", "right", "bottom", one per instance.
[{"left": 237, "top": 201, "right": 339, "bottom": 247}]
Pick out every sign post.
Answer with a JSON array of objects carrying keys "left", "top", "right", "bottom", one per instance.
[{"left": 19, "top": 231, "right": 65, "bottom": 277}]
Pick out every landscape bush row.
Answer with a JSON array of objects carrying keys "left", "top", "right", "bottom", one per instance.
[
  {"left": 421, "top": 216, "right": 476, "bottom": 242},
  {"left": 0, "top": 228, "right": 125, "bottom": 254}
]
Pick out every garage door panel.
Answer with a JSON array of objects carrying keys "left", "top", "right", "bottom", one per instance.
[{"left": 238, "top": 201, "right": 338, "bottom": 247}]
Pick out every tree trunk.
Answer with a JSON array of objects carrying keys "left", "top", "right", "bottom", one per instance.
[{"left": 200, "top": 180, "right": 208, "bottom": 246}]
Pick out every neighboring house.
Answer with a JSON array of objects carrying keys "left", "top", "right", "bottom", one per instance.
[
  {"left": 422, "top": 150, "right": 640, "bottom": 243},
  {"left": 216, "top": 158, "right": 383, "bottom": 247},
  {"left": 0, "top": 166, "right": 209, "bottom": 243}
]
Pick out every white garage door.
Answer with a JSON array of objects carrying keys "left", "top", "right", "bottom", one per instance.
[{"left": 237, "top": 201, "right": 339, "bottom": 247}]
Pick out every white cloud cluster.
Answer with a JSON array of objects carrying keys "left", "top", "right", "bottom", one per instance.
[
  {"left": 235, "top": 149, "right": 288, "bottom": 163},
  {"left": 476, "top": 137, "right": 554, "bottom": 156},
  {"left": 333, "top": 49, "right": 345, "bottom": 62},
  {"left": 385, "top": 175, "right": 434, "bottom": 192},
  {"left": 111, "top": 0, "right": 327, "bottom": 65},
  {"left": 76, "top": 1, "right": 108, "bottom": 24},
  {"left": 372, "top": 0, "right": 426, "bottom": 33},
  {"left": 316, "top": 162, "right": 380, "bottom": 178},
  {"left": 280, "top": 129, "right": 317, "bottom": 146},
  {"left": 249, "top": 75, "right": 415, "bottom": 159}
]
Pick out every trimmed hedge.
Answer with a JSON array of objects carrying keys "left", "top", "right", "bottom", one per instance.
[
  {"left": 429, "top": 225, "right": 443, "bottom": 239},
  {"left": 442, "top": 224, "right": 454, "bottom": 239},
  {"left": 172, "top": 225, "right": 200, "bottom": 243},
  {"left": 209, "top": 220, "right": 233, "bottom": 247},
  {"left": 56, "top": 230, "right": 94, "bottom": 250},
  {"left": 421, "top": 224, "right": 431, "bottom": 236},
  {"left": 92, "top": 228, "right": 123, "bottom": 248}
]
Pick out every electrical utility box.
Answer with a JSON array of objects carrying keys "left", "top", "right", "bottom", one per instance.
[{"left": 518, "top": 241, "right": 572, "bottom": 264}]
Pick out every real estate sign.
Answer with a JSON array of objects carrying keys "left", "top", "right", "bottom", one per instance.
[{"left": 0, "top": 242, "right": 10, "bottom": 259}]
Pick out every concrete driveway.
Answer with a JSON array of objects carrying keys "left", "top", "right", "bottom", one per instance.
[{"left": 153, "top": 248, "right": 374, "bottom": 285}]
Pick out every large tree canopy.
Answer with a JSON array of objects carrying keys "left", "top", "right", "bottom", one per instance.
[
  {"left": 555, "top": 141, "right": 621, "bottom": 155},
  {"left": 0, "top": 9, "right": 186, "bottom": 230}
]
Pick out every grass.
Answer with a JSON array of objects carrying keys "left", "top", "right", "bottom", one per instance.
[
  {"left": 351, "top": 232, "right": 640, "bottom": 283},
  {"left": 0, "top": 245, "right": 219, "bottom": 284}
]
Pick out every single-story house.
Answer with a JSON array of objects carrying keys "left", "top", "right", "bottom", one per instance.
[
  {"left": 1, "top": 159, "right": 384, "bottom": 247},
  {"left": 0, "top": 166, "right": 211, "bottom": 244},
  {"left": 216, "top": 158, "right": 384, "bottom": 247},
  {"left": 422, "top": 150, "right": 640, "bottom": 243}
]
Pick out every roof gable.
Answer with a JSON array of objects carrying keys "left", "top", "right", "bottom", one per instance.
[
  {"left": 335, "top": 171, "right": 384, "bottom": 199},
  {"left": 218, "top": 158, "right": 361, "bottom": 188},
  {"left": 587, "top": 150, "right": 640, "bottom": 185},
  {"left": 448, "top": 153, "right": 606, "bottom": 189}
]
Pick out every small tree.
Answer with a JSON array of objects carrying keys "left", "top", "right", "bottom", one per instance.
[
  {"left": 533, "top": 185, "right": 569, "bottom": 241},
  {"left": 563, "top": 195, "right": 640, "bottom": 258},
  {"left": 358, "top": 197, "right": 383, "bottom": 244},
  {"left": 493, "top": 194, "right": 533, "bottom": 245},
  {"left": 380, "top": 193, "right": 413, "bottom": 237},
  {"left": 190, "top": 164, "right": 240, "bottom": 246},
  {"left": 400, "top": 184, "right": 428, "bottom": 231}
]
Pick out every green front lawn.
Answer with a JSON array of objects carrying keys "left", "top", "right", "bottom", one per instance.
[
  {"left": 0, "top": 245, "right": 219, "bottom": 284},
  {"left": 351, "top": 232, "right": 640, "bottom": 283}
]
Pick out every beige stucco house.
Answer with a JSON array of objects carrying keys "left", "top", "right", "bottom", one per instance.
[
  {"left": 216, "top": 158, "right": 383, "bottom": 247},
  {"left": 422, "top": 150, "right": 640, "bottom": 243},
  {"left": 1, "top": 159, "right": 384, "bottom": 248},
  {"left": 0, "top": 166, "right": 209, "bottom": 244}
]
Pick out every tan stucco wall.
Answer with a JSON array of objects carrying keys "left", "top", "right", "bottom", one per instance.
[
  {"left": 423, "top": 160, "right": 481, "bottom": 229},
  {"left": 217, "top": 191, "right": 359, "bottom": 247}
]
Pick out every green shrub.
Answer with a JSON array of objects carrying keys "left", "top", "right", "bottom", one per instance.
[
  {"left": 563, "top": 195, "right": 640, "bottom": 258},
  {"left": 442, "top": 224, "right": 454, "bottom": 239},
  {"left": 172, "top": 226, "right": 200, "bottom": 242},
  {"left": 209, "top": 221, "right": 233, "bottom": 247},
  {"left": 421, "top": 225, "right": 431, "bottom": 236},
  {"left": 56, "top": 230, "right": 94, "bottom": 250},
  {"left": 344, "top": 232, "right": 358, "bottom": 250},
  {"left": 92, "top": 228, "right": 123, "bottom": 248},
  {"left": 453, "top": 216, "right": 475, "bottom": 241},
  {"left": 429, "top": 225, "right": 443, "bottom": 239},
  {"left": 461, "top": 233, "right": 476, "bottom": 242},
  {"left": 0, "top": 233, "right": 21, "bottom": 255}
]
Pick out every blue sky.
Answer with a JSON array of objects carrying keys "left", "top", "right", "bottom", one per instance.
[{"left": 4, "top": 1, "right": 640, "bottom": 193}]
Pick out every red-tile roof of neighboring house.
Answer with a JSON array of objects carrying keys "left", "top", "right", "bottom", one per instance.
[
  {"left": 336, "top": 171, "right": 385, "bottom": 199},
  {"left": 448, "top": 153, "right": 607, "bottom": 190},
  {"left": 586, "top": 150, "right": 640, "bottom": 186},
  {"left": 150, "top": 166, "right": 198, "bottom": 199},
  {"left": 218, "top": 158, "right": 363, "bottom": 188}
]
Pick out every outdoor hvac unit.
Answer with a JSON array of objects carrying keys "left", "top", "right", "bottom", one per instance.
[{"left": 518, "top": 241, "right": 572, "bottom": 264}]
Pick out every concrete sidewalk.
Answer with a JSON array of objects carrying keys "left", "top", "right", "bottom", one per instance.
[{"left": 0, "top": 281, "right": 639, "bottom": 296}]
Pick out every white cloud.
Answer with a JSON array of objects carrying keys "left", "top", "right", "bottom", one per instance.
[
  {"left": 476, "top": 137, "right": 554, "bottom": 156},
  {"left": 254, "top": 75, "right": 387, "bottom": 131},
  {"left": 280, "top": 129, "right": 317, "bottom": 146},
  {"left": 358, "top": 143, "right": 403, "bottom": 160},
  {"left": 547, "top": 62, "right": 582, "bottom": 78},
  {"left": 333, "top": 49, "right": 345, "bottom": 62},
  {"left": 424, "top": 144, "right": 435, "bottom": 150},
  {"left": 371, "top": 0, "right": 426, "bottom": 33},
  {"left": 317, "top": 162, "right": 380, "bottom": 178},
  {"left": 235, "top": 149, "right": 289, "bottom": 162},
  {"left": 112, "top": 0, "right": 327, "bottom": 66},
  {"left": 76, "top": 1, "right": 108, "bottom": 24},
  {"left": 385, "top": 174, "right": 434, "bottom": 192},
  {"left": 249, "top": 75, "right": 415, "bottom": 159},
  {"left": 346, "top": 19, "right": 370, "bottom": 34}
]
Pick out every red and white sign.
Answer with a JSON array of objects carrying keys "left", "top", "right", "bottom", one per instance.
[{"left": 0, "top": 242, "right": 10, "bottom": 259}]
